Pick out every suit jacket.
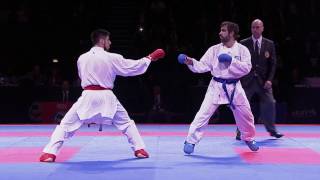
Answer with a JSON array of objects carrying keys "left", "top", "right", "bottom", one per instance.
[{"left": 240, "top": 37, "right": 277, "bottom": 88}]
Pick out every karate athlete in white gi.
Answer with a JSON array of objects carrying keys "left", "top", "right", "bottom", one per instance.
[
  {"left": 179, "top": 21, "right": 259, "bottom": 154},
  {"left": 40, "top": 29, "right": 165, "bottom": 162}
]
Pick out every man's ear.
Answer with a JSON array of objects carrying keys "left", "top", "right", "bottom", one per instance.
[
  {"left": 98, "top": 38, "right": 105, "bottom": 45},
  {"left": 230, "top": 31, "right": 235, "bottom": 38}
]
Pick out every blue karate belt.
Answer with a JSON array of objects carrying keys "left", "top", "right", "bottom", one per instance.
[{"left": 213, "top": 77, "right": 239, "bottom": 109}]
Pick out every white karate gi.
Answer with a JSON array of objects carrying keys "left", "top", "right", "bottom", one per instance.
[
  {"left": 186, "top": 42, "right": 256, "bottom": 143},
  {"left": 43, "top": 46, "right": 151, "bottom": 155}
]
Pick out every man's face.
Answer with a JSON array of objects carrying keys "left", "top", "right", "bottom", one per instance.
[
  {"left": 103, "top": 36, "right": 111, "bottom": 51},
  {"left": 219, "top": 25, "right": 232, "bottom": 43},
  {"left": 251, "top": 21, "right": 264, "bottom": 39}
]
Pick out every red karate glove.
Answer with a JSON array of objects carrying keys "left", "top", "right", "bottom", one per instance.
[{"left": 147, "top": 49, "right": 165, "bottom": 61}]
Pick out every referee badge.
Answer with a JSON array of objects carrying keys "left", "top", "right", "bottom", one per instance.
[{"left": 265, "top": 51, "right": 270, "bottom": 58}]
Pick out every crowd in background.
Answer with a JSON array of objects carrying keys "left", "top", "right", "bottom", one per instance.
[{"left": 0, "top": 0, "right": 319, "bottom": 119}]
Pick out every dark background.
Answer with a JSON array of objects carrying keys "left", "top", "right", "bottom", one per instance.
[{"left": 0, "top": 0, "right": 319, "bottom": 124}]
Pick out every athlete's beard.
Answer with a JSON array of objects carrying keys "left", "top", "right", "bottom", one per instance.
[{"left": 220, "top": 35, "right": 230, "bottom": 43}]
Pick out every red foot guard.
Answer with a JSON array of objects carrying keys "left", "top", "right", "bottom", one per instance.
[
  {"left": 134, "top": 149, "right": 149, "bottom": 158},
  {"left": 39, "top": 153, "right": 56, "bottom": 162}
]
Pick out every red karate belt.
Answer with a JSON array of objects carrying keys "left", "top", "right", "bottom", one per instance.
[{"left": 84, "top": 85, "right": 112, "bottom": 90}]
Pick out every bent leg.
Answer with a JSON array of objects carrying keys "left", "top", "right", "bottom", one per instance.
[
  {"left": 235, "top": 83, "right": 255, "bottom": 137},
  {"left": 186, "top": 92, "right": 219, "bottom": 144},
  {"left": 232, "top": 104, "right": 256, "bottom": 141},
  {"left": 42, "top": 104, "right": 83, "bottom": 155},
  {"left": 113, "top": 101, "right": 145, "bottom": 151}
]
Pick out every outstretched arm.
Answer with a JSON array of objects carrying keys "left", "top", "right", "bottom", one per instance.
[
  {"left": 178, "top": 48, "right": 212, "bottom": 73},
  {"left": 113, "top": 49, "right": 165, "bottom": 77}
]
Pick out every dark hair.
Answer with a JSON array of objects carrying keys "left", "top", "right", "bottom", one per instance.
[
  {"left": 220, "top": 21, "right": 240, "bottom": 40},
  {"left": 90, "top": 29, "right": 110, "bottom": 45}
]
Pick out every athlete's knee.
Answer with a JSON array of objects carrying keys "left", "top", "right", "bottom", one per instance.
[{"left": 114, "top": 119, "right": 135, "bottom": 131}]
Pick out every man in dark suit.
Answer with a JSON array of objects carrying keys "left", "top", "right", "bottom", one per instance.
[{"left": 236, "top": 19, "right": 283, "bottom": 140}]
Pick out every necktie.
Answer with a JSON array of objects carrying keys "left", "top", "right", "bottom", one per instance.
[{"left": 253, "top": 40, "right": 259, "bottom": 58}]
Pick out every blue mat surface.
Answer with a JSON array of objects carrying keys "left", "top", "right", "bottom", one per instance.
[{"left": 0, "top": 124, "right": 320, "bottom": 180}]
